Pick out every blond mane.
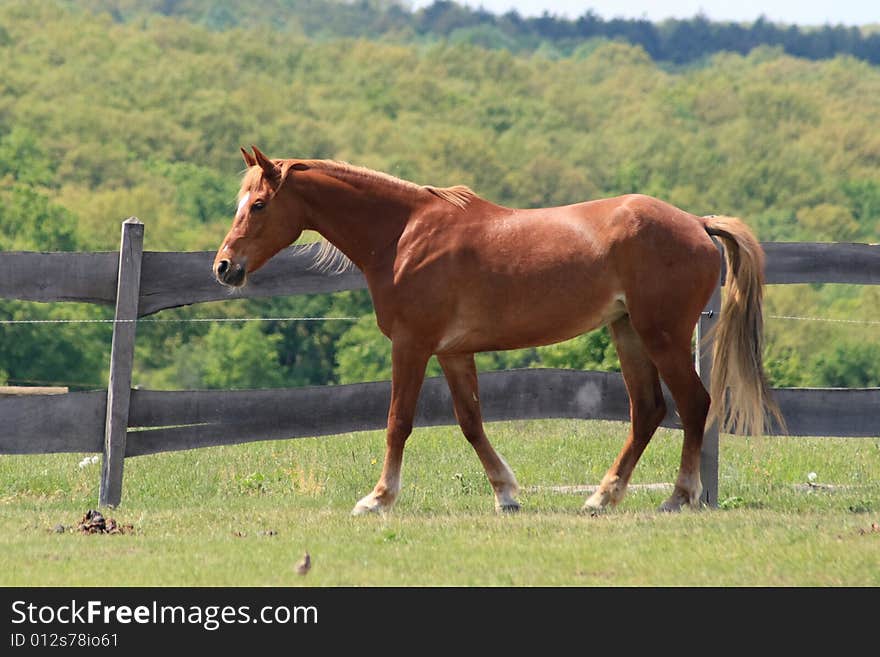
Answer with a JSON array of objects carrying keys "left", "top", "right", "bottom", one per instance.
[{"left": 306, "top": 160, "right": 475, "bottom": 209}]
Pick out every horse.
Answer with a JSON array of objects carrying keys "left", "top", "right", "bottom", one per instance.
[{"left": 214, "top": 145, "right": 783, "bottom": 515}]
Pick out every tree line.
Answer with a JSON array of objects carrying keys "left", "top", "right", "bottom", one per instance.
[{"left": 77, "top": 0, "right": 880, "bottom": 65}]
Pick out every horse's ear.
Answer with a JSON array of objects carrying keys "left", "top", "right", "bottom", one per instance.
[
  {"left": 251, "top": 145, "right": 273, "bottom": 171},
  {"left": 251, "top": 145, "right": 285, "bottom": 186},
  {"left": 240, "top": 146, "right": 256, "bottom": 168}
]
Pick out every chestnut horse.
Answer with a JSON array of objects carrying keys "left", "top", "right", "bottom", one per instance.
[{"left": 214, "top": 146, "right": 782, "bottom": 515}]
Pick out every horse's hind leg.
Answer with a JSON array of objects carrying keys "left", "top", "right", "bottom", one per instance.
[
  {"left": 634, "top": 326, "right": 711, "bottom": 512},
  {"left": 583, "top": 316, "right": 666, "bottom": 513},
  {"left": 650, "top": 345, "right": 710, "bottom": 511},
  {"left": 438, "top": 353, "right": 520, "bottom": 512}
]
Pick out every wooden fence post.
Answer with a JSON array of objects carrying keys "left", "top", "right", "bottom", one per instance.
[
  {"left": 697, "top": 239, "right": 724, "bottom": 507},
  {"left": 99, "top": 218, "right": 143, "bottom": 507}
]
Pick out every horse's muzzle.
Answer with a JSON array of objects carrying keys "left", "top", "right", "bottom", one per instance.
[{"left": 214, "top": 258, "right": 247, "bottom": 287}]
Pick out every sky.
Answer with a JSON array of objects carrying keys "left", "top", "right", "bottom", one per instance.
[{"left": 410, "top": 1, "right": 879, "bottom": 26}]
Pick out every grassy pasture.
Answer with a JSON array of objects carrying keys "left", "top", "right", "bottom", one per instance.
[{"left": 1, "top": 419, "right": 878, "bottom": 586}]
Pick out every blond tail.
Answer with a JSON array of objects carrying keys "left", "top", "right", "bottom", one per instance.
[{"left": 703, "top": 216, "right": 785, "bottom": 436}]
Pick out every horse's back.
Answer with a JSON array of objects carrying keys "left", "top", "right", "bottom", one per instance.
[{"left": 497, "top": 193, "right": 720, "bottom": 276}]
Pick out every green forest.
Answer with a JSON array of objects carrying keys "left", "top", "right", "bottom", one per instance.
[{"left": 0, "top": 0, "right": 878, "bottom": 393}]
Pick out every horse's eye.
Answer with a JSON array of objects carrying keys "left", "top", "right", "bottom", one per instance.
[{"left": 252, "top": 200, "right": 266, "bottom": 211}]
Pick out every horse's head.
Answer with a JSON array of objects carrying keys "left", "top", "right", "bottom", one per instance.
[{"left": 214, "top": 146, "right": 308, "bottom": 288}]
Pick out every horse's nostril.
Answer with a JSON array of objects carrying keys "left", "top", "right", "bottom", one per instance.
[{"left": 215, "top": 258, "right": 246, "bottom": 287}]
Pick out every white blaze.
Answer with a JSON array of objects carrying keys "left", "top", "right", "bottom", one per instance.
[{"left": 236, "top": 192, "right": 250, "bottom": 216}]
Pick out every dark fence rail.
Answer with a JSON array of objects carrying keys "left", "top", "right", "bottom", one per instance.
[
  {"left": 762, "top": 242, "right": 880, "bottom": 285},
  {"left": 1, "top": 228, "right": 878, "bottom": 506},
  {"left": 2, "top": 242, "right": 878, "bottom": 315},
  {"left": 2, "top": 371, "right": 878, "bottom": 457},
  {"left": 0, "top": 242, "right": 365, "bottom": 315}
]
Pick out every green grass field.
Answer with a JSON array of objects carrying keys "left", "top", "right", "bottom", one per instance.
[{"left": 1, "top": 419, "right": 878, "bottom": 586}]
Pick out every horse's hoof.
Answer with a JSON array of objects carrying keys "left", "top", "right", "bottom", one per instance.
[
  {"left": 351, "top": 496, "right": 387, "bottom": 516},
  {"left": 658, "top": 497, "right": 702, "bottom": 512},
  {"left": 496, "top": 501, "right": 520, "bottom": 514},
  {"left": 582, "top": 488, "right": 612, "bottom": 515},
  {"left": 658, "top": 489, "right": 702, "bottom": 513}
]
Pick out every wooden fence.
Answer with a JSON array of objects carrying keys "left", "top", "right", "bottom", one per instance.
[{"left": 1, "top": 219, "right": 878, "bottom": 507}]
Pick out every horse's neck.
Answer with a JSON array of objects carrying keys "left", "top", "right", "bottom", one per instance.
[{"left": 304, "top": 176, "right": 422, "bottom": 271}]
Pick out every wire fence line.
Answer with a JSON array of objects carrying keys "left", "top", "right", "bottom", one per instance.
[
  {"left": 1, "top": 314, "right": 872, "bottom": 390},
  {"left": 767, "top": 314, "right": 880, "bottom": 326},
  {"left": 1, "top": 314, "right": 877, "bottom": 326},
  {"left": 0, "top": 316, "right": 360, "bottom": 325}
]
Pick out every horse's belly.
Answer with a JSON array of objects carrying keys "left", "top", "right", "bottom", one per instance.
[
  {"left": 396, "top": 217, "right": 625, "bottom": 353},
  {"left": 434, "top": 290, "right": 627, "bottom": 354}
]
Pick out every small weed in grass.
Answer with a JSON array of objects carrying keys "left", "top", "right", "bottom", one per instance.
[
  {"left": 238, "top": 472, "right": 267, "bottom": 495},
  {"left": 848, "top": 501, "right": 873, "bottom": 514},
  {"left": 719, "top": 496, "right": 746, "bottom": 510}
]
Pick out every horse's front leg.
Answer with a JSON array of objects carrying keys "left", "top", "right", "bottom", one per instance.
[
  {"left": 352, "top": 338, "right": 430, "bottom": 515},
  {"left": 437, "top": 353, "right": 520, "bottom": 512}
]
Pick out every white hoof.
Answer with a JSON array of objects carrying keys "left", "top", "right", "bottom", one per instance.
[
  {"left": 582, "top": 475, "right": 625, "bottom": 513},
  {"left": 581, "top": 490, "right": 610, "bottom": 515},
  {"left": 351, "top": 493, "right": 390, "bottom": 516}
]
